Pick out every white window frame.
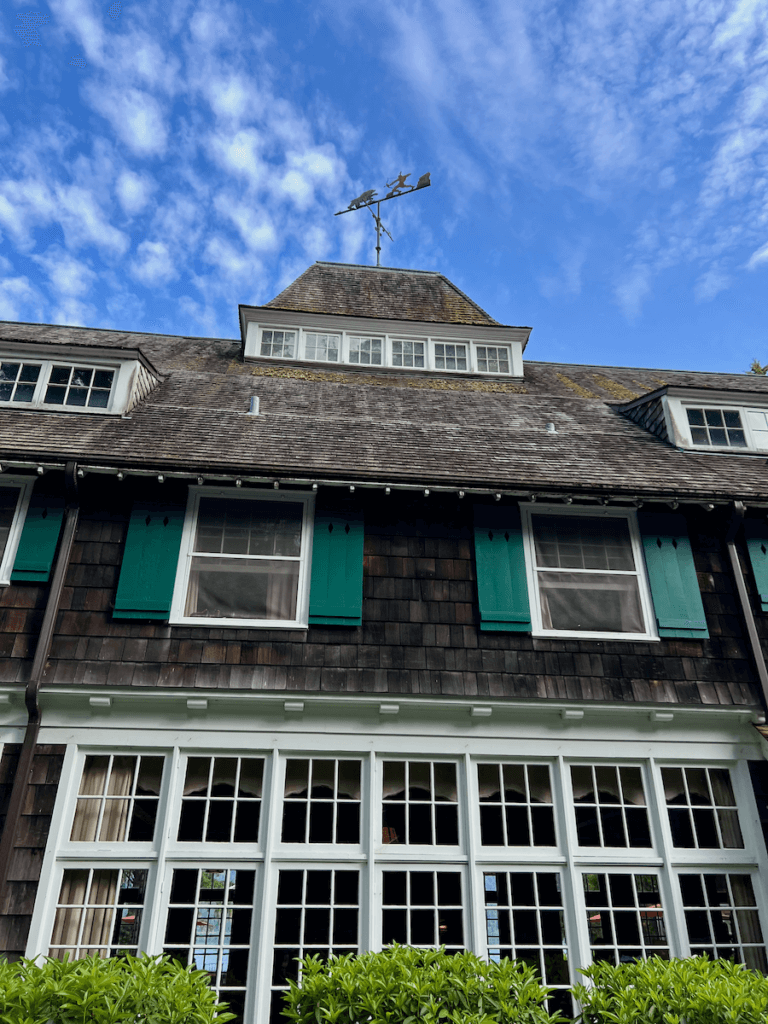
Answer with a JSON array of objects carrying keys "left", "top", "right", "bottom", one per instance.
[
  {"left": 27, "top": 738, "right": 768, "bottom": 1024},
  {"left": 680, "top": 401, "right": 768, "bottom": 452},
  {"left": 0, "top": 355, "right": 127, "bottom": 414},
  {"left": 521, "top": 503, "right": 658, "bottom": 642},
  {"left": 0, "top": 476, "right": 34, "bottom": 586},
  {"left": 169, "top": 486, "right": 315, "bottom": 629},
  {"left": 247, "top": 325, "right": 523, "bottom": 377}
]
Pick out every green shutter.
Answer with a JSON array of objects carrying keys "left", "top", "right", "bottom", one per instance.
[
  {"left": 473, "top": 504, "right": 531, "bottom": 632},
  {"left": 11, "top": 490, "right": 65, "bottom": 583},
  {"left": 639, "top": 512, "right": 708, "bottom": 638},
  {"left": 309, "top": 509, "right": 364, "bottom": 626},
  {"left": 744, "top": 520, "right": 768, "bottom": 612},
  {"left": 113, "top": 501, "right": 186, "bottom": 620}
]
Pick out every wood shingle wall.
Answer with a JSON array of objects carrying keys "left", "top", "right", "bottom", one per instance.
[{"left": 0, "top": 479, "right": 760, "bottom": 706}]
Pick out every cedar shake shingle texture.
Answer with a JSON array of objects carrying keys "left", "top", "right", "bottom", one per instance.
[{"left": 263, "top": 262, "right": 505, "bottom": 325}]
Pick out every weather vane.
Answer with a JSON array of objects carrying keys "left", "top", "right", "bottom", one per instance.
[{"left": 334, "top": 171, "right": 431, "bottom": 266}]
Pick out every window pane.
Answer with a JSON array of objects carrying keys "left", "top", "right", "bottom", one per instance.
[
  {"left": 538, "top": 571, "right": 644, "bottom": 633},
  {"left": 186, "top": 557, "right": 299, "bottom": 620},
  {"left": 195, "top": 498, "right": 302, "bottom": 557},
  {"left": 533, "top": 515, "right": 635, "bottom": 570}
]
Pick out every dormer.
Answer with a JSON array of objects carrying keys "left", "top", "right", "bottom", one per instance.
[
  {"left": 0, "top": 341, "right": 161, "bottom": 416},
  {"left": 616, "top": 385, "right": 768, "bottom": 454},
  {"left": 239, "top": 262, "right": 530, "bottom": 377}
]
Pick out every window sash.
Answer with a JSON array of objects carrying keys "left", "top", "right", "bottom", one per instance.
[
  {"left": 0, "top": 477, "right": 33, "bottom": 585},
  {"left": 521, "top": 504, "right": 657, "bottom": 640},
  {"left": 170, "top": 488, "right": 314, "bottom": 628},
  {"left": 0, "top": 358, "right": 118, "bottom": 411}
]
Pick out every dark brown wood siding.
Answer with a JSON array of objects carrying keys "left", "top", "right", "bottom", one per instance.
[
  {"left": 0, "top": 744, "right": 65, "bottom": 959},
  {"left": 0, "top": 477, "right": 762, "bottom": 705}
]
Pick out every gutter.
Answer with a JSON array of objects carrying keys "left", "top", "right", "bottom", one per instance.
[
  {"left": 726, "top": 501, "right": 768, "bottom": 709},
  {"left": 0, "top": 462, "right": 79, "bottom": 900}
]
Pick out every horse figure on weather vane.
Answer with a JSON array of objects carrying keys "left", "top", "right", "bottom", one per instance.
[{"left": 335, "top": 171, "right": 431, "bottom": 266}]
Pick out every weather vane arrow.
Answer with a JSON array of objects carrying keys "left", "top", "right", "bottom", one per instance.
[{"left": 334, "top": 172, "right": 431, "bottom": 266}]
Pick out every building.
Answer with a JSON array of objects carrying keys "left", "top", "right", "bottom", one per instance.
[{"left": 0, "top": 261, "right": 768, "bottom": 1021}]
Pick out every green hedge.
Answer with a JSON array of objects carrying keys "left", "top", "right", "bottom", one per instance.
[
  {"left": 0, "top": 954, "right": 235, "bottom": 1024},
  {"left": 574, "top": 956, "right": 768, "bottom": 1024},
  {"left": 279, "top": 945, "right": 566, "bottom": 1024}
]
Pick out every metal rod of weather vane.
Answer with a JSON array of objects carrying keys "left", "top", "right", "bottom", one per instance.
[{"left": 376, "top": 202, "right": 381, "bottom": 266}]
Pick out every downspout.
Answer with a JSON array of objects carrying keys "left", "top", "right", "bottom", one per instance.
[
  {"left": 726, "top": 500, "right": 768, "bottom": 709},
  {"left": 0, "top": 462, "right": 79, "bottom": 899}
]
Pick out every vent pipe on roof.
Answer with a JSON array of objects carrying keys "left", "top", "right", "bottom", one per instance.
[
  {"left": 248, "top": 396, "right": 260, "bottom": 415},
  {"left": 546, "top": 422, "right": 557, "bottom": 433}
]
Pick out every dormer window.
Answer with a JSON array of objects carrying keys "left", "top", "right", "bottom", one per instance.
[
  {"left": 391, "top": 340, "right": 425, "bottom": 368},
  {"left": 434, "top": 342, "right": 467, "bottom": 371},
  {"left": 686, "top": 408, "right": 747, "bottom": 448},
  {"left": 0, "top": 360, "right": 116, "bottom": 411},
  {"left": 0, "top": 345, "right": 160, "bottom": 416},
  {"left": 348, "top": 337, "right": 382, "bottom": 365},
  {"left": 260, "top": 330, "right": 296, "bottom": 359},
  {"left": 476, "top": 346, "right": 510, "bottom": 374},
  {"left": 304, "top": 333, "right": 340, "bottom": 363}
]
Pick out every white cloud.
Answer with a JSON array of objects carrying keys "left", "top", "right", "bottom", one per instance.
[
  {"left": 0, "top": 275, "right": 40, "bottom": 321},
  {"left": 130, "top": 240, "right": 177, "bottom": 285},
  {"left": 115, "top": 170, "right": 155, "bottom": 215},
  {"left": 747, "top": 241, "right": 768, "bottom": 269},
  {"left": 83, "top": 84, "right": 168, "bottom": 156},
  {"left": 33, "top": 247, "right": 96, "bottom": 296},
  {"left": 614, "top": 265, "right": 651, "bottom": 320}
]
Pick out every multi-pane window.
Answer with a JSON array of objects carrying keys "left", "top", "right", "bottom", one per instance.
[
  {"left": 477, "top": 763, "right": 556, "bottom": 846},
  {"left": 178, "top": 757, "right": 263, "bottom": 843},
  {"left": 282, "top": 759, "right": 361, "bottom": 844},
  {"left": 484, "top": 872, "right": 571, "bottom": 1016},
  {"left": 382, "top": 870, "right": 464, "bottom": 950},
  {"left": 391, "top": 340, "right": 425, "bottom": 368},
  {"left": 50, "top": 868, "right": 146, "bottom": 958},
  {"left": 70, "top": 755, "right": 164, "bottom": 842},
  {"left": 0, "top": 361, "right": 41, "bottom": 402},
  {"left": 180, "top": 493, "right": 306, "bottom": 623},
  {"left": 44, "top": 365, "right": 115, "bottom": 408},
  {"left": 571, "top": 765, "right": 651, "bottom": 848},
  {"left": 686, "top": 408, "right": 747, "bottom": 447},
  {"left": 348, "top": 336, "right": 383, "bottom": 365},
  {"left": 164, "top": 869, "right": 254, "bottom": 1023},
  {"left": 271, "top": 869, "right": 359, "bottom": 1024},
  {"left": 382, "top": 761, "right": 459, "bottom": 845},
  {"left": 583, "top": 872, "right": 668, "bottom": 963},
  {"left": 661, "top": 767, "right": 744, "bottom": 849},
  {"left": 304, "top": 333, "right": 340, "bottom": 362},
  {"left": 527, "top": 511, "right": 650, "bottom": 635},
  {"left": 476, "top": 345, "right": 510, "bottom": 374},
  {"left": 680, "top": 873, "right": 767, "bottom": 972},
  {"left": 433, "top": 342, "right": 467, "bottom": 371},
  {"left": 260, "top": 330, "right": 296, "bottom": 358}
]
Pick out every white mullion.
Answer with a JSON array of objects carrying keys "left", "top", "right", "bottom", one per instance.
[
  {"left": 463, "top": 753, "right": 483, "bottom": 956},
  {"left": 201, "top": 756, "right": 214, "bottom": 843},
  {"left": 93, "top": 754, "right": 113, "bottom": 843},
  {"left": 364, "top": 751, "right": 375, "bottom": 953},
  {"left": 646, "top": 757, "right": 686, "bottom": 957},
  {"left": 251, "top": 748, "right": 282, "bottom": 1024},
  {"left": 143, "top": 745, "right": 179, "bottom": 955},
  {"left": 557, "top": 755, "right": 592, "bottom": 981}
]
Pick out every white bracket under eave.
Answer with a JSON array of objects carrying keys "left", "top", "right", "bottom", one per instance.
[
  {"left": 284, "top": 701, "right": 305, "bottom": 713},
  {"left": 186, "top": 698, "right": 207, "bottom": 711},
  {"left": 379, "top": 703, "right": 400, "bottom": 716},
  {"left": 649, "top": 710, "right": 674, "bottom": 723},
  {"left": 471, "top": 706, "right": 492, "bottom": 718},
  {"left": 561, "top": 708, "right": 584, "bottom": 720}
]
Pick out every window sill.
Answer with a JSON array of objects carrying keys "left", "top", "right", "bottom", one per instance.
[
  {"left": 168, "top": 617, "right": 309, "bottom": 629},
  {"left": 532, "top": 630, "right": 660, "bottom": 643}
]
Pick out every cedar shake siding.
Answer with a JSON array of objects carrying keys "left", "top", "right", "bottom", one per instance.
[{"left": 0, "top": 479, "right": 760, "bottom": 706}]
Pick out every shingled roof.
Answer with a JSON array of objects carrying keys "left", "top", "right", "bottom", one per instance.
[{"left": 264, "top": 262, "right": 505, "bottom": 326}]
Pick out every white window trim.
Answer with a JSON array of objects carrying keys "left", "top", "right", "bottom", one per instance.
[
  {"left": 25, "top": 737, "right": 768, "bottom": 1024},
  {"left": 680, "top": 401, "right": 765, "bottom": 451},
  {"left": 520, "top": 503, "right": 659, "bottom": 642},
  {"left": 0, "top": 355, "right": 134, "bottom": 415},
  {"left": 0, "top": 476, "right": 34, "bottom": 586},
  {"left": 249, "top": 325, "right": 519, "bottom": 377},
  {"left": 169, "top": 486, "right": 315, "bottom": 629}
]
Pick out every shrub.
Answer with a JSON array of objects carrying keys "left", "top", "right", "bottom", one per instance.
[
  {"left": 279, "top": 944, "right": 567, "bottom": 1024},
  {"left": 573, "top": 955, "right": 768, "bottom": 1024},
  {"left": 0, "top": 953, "right": 235, "bottom": 1024}
]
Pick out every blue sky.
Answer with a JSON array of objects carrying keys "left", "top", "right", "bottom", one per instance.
[{"left": 2, "top": 0, "right": 768, "bottom": 372}]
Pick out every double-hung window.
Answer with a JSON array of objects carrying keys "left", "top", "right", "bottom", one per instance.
[
  {"left": 521, "top": 506, "right": 656, "bottom": 640},
  {"left": 171, "top": 488, "right": 314, "bottom": 627},
  {"left": 0, "top": 477, "right": 33, "bottom": 585},
  {"left": 0, "top": 359, "right": 117, "bottom": 411}
]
